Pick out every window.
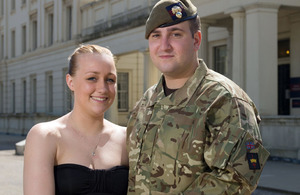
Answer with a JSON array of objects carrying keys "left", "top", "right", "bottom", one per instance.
[
  {"left": 0, "top": 81, "right": 3, "bottom": 113},
  {"left": 46, "top": 73, "right": 53, "bottom": 113},
  {"left": 278, "top": 39, "right": 290, "bottom": 58},
  {"left": 63, "top": 68, "right": 72, "bottom": 113},
  {"left": 11, "top": 81, "right": 15, "bottom": 113},
  {"left": 117, "top": 72, "right": 129, "bottom": 112},
  {"left": 45, "top": 6, "right": 54, "bottom": 46},
  {"left": 66, "top": 6, "right": 72, "bottom": 40},
  {"left": 214, "top": 45, "right": 227, "bottom": 75},
  {"left": 30, "top": 75, "right": 37, "bottom": 113},
  {"left": 11, "top": 0, "right": 16, "bottom": 12},
  {"left": 111, "top": 0, "right": 124, "bottom": 16},
  {"left": 22, "top": 25, "right": 27, "bottom": 54},
  {"left": 278, "top": 64, "right": 290, "bottom": 115},
  {"left": 11, "top": 30, "right": 15, "bottom": 58},
  {"left": 31, "top": 13, "right": 38, "bottom": 50},
  {"left": 48, "top": 13, "right": 54, "bottom": 45},
  {"left": 0, "top": 0, "right": 4, "bottom": 16},
  {"left": 22, "top": 79, "right": 27, "bottom": 113},
  {"left": 32, "top": 20, "right": 37, "bottom": 50},
  {"left": 0, "top": 34, "right": 4, "bottom": 60}
]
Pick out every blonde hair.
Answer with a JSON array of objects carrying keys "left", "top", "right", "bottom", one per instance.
[{"left": 68, "top": 44, "right": 114, "bottom": 76}]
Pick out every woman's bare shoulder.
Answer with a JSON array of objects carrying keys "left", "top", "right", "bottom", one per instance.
[
  {"left": 104, "top": 119, "right": 126, "bottom": 136},
  {"left": 107, "top": 120, "right": 126, "bottom": 130},
  {"left": 27, "top": 115, "right": 68, "bottom": 141},
  {"left": 24, "top": 115, "right": 70, "bottom": 166}
]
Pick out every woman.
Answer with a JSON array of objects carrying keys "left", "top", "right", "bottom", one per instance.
[{"left": 23, "top": 44, "right": 129, "bottom": 195}]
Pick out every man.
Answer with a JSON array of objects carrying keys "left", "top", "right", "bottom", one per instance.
[{"left": 127, "top": 0, "right": 270, "bottom": 194}]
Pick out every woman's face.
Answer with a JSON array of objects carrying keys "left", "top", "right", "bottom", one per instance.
[{"left": 67, "top": 53, "right": 117, "bottom": 117}]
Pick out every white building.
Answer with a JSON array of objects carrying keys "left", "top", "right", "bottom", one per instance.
[{"left": 0, "top": 0, "right": 300, "bottom": 160}]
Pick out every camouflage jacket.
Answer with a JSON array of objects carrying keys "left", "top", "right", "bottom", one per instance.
[{"left": 127, "top": 60, "right": 270, "bottom": 195}]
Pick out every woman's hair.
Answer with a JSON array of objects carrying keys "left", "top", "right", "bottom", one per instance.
[{"left": 68, "top": 44, "right": 114, "bottom": 76}]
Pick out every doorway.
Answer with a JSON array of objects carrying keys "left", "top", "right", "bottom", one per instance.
[{"left": 278, "top": 64, "right": 290, "bottom": 115}]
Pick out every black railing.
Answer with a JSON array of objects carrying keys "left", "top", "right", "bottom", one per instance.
[{"left": 80, "top": 6, "right": 153, "bottom": 42}]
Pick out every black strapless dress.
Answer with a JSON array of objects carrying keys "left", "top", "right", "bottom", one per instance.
[{"left": 54, "top": 164, "right": 128, "bottom": 195}]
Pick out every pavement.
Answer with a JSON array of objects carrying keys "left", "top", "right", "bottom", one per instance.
[
  {"left": 253, "top": 161, "right": 300, "bottom": 195},
  {"left": 0, "top": 134, "right": 26, "bottom": 195},
  {"left": 0, "top": 133, "right": 300, "bottom": 195}
]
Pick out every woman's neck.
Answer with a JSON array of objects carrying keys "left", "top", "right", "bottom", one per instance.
[{"left": 67, "top": 110, "right": 105, "bottom": 136}]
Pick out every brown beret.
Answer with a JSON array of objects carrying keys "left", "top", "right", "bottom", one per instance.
[{"left": 145, "top": 0, "right": 198, "bottom": 39}]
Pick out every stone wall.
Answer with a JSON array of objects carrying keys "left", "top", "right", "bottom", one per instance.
[
  {"left": 260, "top": 116, "right": 300, "bottom": 161},
  {"left": 0, "top": 113, "right": 59, "bottom": 135}
]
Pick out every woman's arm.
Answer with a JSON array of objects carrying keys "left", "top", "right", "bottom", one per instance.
[{"left": 23, "top": 123, "right": 57, "bottom": 195}]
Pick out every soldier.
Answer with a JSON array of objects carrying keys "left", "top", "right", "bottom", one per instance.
[{"left": 126, "top": 0, "right": 269, "bottom": 194}]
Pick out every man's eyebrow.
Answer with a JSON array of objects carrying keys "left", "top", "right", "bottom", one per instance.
[
  {"left": 151, "top": 29, "right": 161, "bottom": 34},
  {"left": 152, "top": 27, "right": 184, "bottom": 34},
  {"left": 168, "top": 27, "right": 184, "bottom": 32}
]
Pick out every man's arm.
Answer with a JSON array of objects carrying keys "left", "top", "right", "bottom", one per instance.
[{"left": 183, "top": 97, "right": 269, "bottom": 194}]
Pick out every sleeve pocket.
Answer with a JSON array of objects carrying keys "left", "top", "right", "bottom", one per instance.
[{"left": 229, "top": 131, "right": 270, "bottom": 186}]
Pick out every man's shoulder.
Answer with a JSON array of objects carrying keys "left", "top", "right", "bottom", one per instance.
[
  {"left": 202, "top": 69, "right": 252, "bottom": 102},
  {"left": 140, "top": 84, "right": 159, "bottom": 102}
]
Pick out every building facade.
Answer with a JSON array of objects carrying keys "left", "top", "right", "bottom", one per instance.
[{"left": 0, "top": 0, "right": 300, "bottom": 160}]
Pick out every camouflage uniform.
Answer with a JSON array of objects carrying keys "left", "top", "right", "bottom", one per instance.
[{"left": 127, "top": 60, "right": 270, "bottom": 194}]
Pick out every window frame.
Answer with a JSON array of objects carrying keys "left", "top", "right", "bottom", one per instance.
[
  {"left": 22, "top": 79, "right": 27, "bottom": 113},
  {"left": 213, "top": 44, "right": 227, "bottom": 76},
  {"left": 22, "top": 25, "right": 27, "bottom": 54},
  {"left": 11, "top": 81, "right": 16, "bottom": 113},
  {"left": 0, "top": 81, "right": 3, "bottom": 113},
  {"left": 46, "top": 72, "right": 53, "bottom": 114},
  {"left": 117, "top": 72, "right": 129, "bottom": 112},
  {"left": 30, "top": 75, "right": 37, "bottom": 113},
  {"left": 11, "top": 29, "right": 16, "bottom": 58}
]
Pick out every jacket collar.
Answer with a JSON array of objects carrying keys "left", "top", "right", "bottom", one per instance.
[{"left": 148, "top": 59, "right": 208, "bottom": 107}]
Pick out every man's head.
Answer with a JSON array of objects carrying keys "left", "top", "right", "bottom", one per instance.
[{"left": 145, "top": 0, "right": 200, "bottom": 39}]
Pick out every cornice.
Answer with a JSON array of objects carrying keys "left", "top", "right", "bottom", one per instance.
[
  {"left": 6, "top": 40, "right": 76, "bottom": 64},
  {"left": 224, "top": 6, "right": 245, "bottom": 15},
  {"left": 290, "top": 13, "right": 300, "bottom": 23},
  {"left": 200, "top": 19, "right": 217, "bottom": 25},
  {"left": 244, "top": 2, "right": 280, "bottom": 12}
]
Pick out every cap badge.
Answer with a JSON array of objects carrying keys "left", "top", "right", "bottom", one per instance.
[
  {"left": 172, "top": 6, "right": 182, "bottom": 19},
  {"left": 166, "top": 3, "right": 187, "bottom": 21}
]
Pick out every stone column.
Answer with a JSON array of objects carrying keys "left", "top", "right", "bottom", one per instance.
[
  {"left": 226, "top": 27, "right": 233, "bottom": 79},
  {"left": 199, "top": 21, "right": 209, "bottom": 63},
  {"left": 230, "top": 11, "right": 245, "bottom": 89},
  {"left": 37, "top": 0, "right": 43, "bottom": 48},
  {"left": 72, "top": 0, "right": 80, "bottom": 38},
  {"left": 245, "top": 3, "right": 280, "bottom": 115},
  {"left": 290, "top": 14, "right": 300, "bottom": 78},
  {"left": 57, "top": 0, "right": 63, "bottom": 42},
  {"left": 53, "top": 0, "right": 59, "bottom": 43},
  {"left": 290, "top": 13, "right": 300, "bottom": 115},
  {"left": 36, "top": 73, "right": 46, "bottom": 113}
]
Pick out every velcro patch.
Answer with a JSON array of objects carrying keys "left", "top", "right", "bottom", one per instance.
[
  {"left": 246, "top": 141, "right": 255, "bottom": 150},
  {"left": 247, "top": 153, "right": 261, "bottom": 170}
]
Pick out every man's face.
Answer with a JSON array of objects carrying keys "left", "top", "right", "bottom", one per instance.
[{"left": 148, "top": 21, "right": 201, "bottom": 80}]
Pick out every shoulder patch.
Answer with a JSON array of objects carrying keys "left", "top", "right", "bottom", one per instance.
[
  {"left": 246, "top": 141, "right": 255, "bottom": 150},
  {"left": 247, "top": 153, "right": 261, "bottom": 170}
]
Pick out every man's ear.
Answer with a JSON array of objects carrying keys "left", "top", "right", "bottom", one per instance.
[
  {"left": 66, "top": 74, "right": 74, "bottom": 91},
  {"left": 194, "top": 31, "right": 201, "bottom": 51}
]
